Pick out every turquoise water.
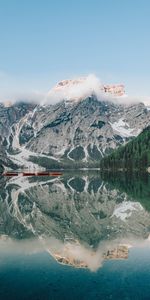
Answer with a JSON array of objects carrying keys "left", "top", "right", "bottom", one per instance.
[
  {"left": 1, "top": 248, "right": 150, "bottom": 300},
  {"left": 1, "top": 172, "right": 150, "bottom": 299}
]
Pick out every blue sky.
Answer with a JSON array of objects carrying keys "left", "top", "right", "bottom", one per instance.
[{"left": 0, "top": 0, "right": 150, "bottom": 99}]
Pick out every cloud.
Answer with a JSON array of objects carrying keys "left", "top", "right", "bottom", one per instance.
[
  {"left": 45, "top": 74, "right": 103, "bottom": 104},
  {"left": 2, "top": 236, "right": 150, "bottom": 271},
  {"left": 0, "top": 74, "right": 104, "bottom": 105},
  {"left": 35, "top": 74, "right": 150, "bottom": 106},
  {"left": 0, "top": 73, "right": 150, "bottom": 107}
]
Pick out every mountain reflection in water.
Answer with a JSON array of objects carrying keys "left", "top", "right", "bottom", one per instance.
[{"left": 0, "top": 171, "right": 150, "bottom": 272}]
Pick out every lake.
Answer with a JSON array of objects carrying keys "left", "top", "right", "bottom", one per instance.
[{"left": 0, "top": 171, "right": 150, "bottom": 300}]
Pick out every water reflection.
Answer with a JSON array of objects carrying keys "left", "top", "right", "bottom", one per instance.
[{"left": 1, "top": 172, "right": 150, "bottom": 271}]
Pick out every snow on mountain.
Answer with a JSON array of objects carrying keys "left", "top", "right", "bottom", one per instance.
[
  {"left": 110, "top": 119, "right": 141, "bottom": 137},
  {"left": 0, "top": 78, "right": 150, "bottom": 170}
]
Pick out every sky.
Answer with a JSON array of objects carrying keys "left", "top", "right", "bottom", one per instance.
[{"left": 0, "top": 0, "right": 150, "bottom": 101}]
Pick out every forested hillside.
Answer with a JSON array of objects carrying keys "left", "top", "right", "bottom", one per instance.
[{"left": 100, "top": 126, "right": 150, "bottom": 171}]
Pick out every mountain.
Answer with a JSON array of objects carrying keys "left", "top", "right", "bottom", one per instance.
[
  {"left": 9, "top": 172, "right": 150, "bottom": 242},
  {"left": 0, "top": 78, "right": 150, "bottom": 170},
  {"left": 100, "top": 126, "right": 150, "bottom": 171},
  {"left": 1, "top": 172, "right": 150, "bottom": 270},
  {"left": 0, "top": 102, "right": 35, "bottom": 170}
]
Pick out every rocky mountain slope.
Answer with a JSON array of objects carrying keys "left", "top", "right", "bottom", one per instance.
[{"left": 0, "top": 79, "right": 150, "bottom": 170}]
